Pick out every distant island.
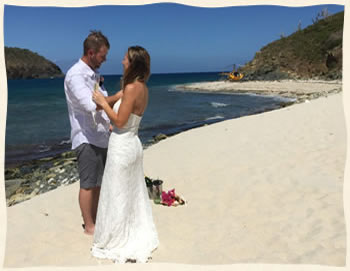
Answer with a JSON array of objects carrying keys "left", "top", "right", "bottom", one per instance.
[
  {"left": 238, "top": 11, "right": 343, "bottom": 80},
  {"left": 5, "top": 47, "right": 64, "bottom": 80}
]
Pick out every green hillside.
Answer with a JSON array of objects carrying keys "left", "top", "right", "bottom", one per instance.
[{"left": 240, "top": 11, "right": 344, "bottom": 80}]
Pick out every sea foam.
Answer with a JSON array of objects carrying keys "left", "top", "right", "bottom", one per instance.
[
  {"left": 205, "top": 115, "right": 225, "bottom": 121},
  {"left": 211, "top": 102, "right": 229, "bottom": 108}
]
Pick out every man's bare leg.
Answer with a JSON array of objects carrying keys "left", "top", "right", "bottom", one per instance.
[
  {"left": 92, "top": 187, "right": 101, "bottom": 223},
  {"left": 79, "top": 188, "right": 95, "bottom": 235}
]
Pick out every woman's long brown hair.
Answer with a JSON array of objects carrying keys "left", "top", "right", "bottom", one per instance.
[{"left": 121, "top": 46, "right": 150, "bottom": 90}]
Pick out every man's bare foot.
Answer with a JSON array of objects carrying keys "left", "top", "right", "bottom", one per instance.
[
  {"left": 83, "top": 224, "right": 95, "bottom": 235},
  {"left": 84, "top": 229, "right": 94, "bottom": 235}
]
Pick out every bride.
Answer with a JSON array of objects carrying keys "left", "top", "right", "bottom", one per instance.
[{"left": 91, "top": 46, "right": 159, "bottom": 263}]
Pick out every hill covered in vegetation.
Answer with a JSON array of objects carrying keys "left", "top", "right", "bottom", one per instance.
[
  {"left": 5, "top": 47, "right": 64, "bottom": 79},
  {"left": 239, "top": 11, "right": 344, "bottom": 80}
]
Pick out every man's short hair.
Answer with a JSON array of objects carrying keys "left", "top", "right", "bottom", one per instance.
[{"left": 83, "top": 30, "right": 110, "bottom": 55}]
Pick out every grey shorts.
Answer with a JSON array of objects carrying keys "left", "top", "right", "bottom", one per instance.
[{"left": 75, "top": 143, "right": 107, "bottom": 189}]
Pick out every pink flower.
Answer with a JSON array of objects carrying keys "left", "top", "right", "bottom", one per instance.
[
  {"left": 168, "top": 189, "right": 175, "bottom": 198},
  {"left": 161, "top": 189, "right": 176, "bottom": 206}
]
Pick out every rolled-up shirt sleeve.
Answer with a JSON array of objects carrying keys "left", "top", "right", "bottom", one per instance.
[{"left": 67, "top": 74, "right": 97, "bottom": 113}]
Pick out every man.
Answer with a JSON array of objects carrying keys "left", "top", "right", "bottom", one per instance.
[{"left": 64, "top": 30, "right": 110, "bottom": 235}]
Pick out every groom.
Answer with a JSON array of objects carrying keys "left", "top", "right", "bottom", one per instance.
[{"left": 64, "top": 31, "right": 111, "bottom": 235}]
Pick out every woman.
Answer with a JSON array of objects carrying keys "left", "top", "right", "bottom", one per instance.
[{"left": 91, "top": 46, "right": 159, "bottom": 263}]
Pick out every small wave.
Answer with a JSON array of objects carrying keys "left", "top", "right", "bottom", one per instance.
[
  {"left": 38, "top": 145, "right": 51, "bottom": 153},
  {"left": 211, "top": 102, "right": 229, "bottom": 108},
  {"left": 205, "top": 115, "right": 224, "bottom": 121},
  {"left": 59, "top": 139, "right": 71, "bottom": 145},
  {"left": 245, "top": 92, "right": 297, "bottom": 103},
  {"left": 273, "top": 96, "right": 297, "bottom": 103}
]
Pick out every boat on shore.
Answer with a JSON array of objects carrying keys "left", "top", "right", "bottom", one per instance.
[
  {"left": 220, "top": 64, "right": 244, "bottom": 81},
  {"left": 228, "top": 71, "right": 244, "bottom": 81}
]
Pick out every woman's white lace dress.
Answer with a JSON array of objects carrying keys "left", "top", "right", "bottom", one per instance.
[{"left": 91, "top": 100, "right": 159, "bottom": 263}]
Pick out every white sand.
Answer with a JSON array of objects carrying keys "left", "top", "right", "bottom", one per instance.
[
  {"left": 176, "top": 80, "right": 342, "bottom": 99},
  {"left": 4, "top": 91, "right": 346, "bottom": 267}
]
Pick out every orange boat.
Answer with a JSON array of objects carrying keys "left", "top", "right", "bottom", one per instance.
[{"left": 228, "top": 71, "right": 244, "bottom": 81}]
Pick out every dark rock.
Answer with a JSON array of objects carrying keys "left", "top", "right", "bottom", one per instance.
[
  {"left": 5, "top": 179, "right": 27, "bottom": 198},
  {"left": 60, "top": 151, "right": 76, "bottom": 159},
  {"left": 153, "top": 133, "right": 167, "bottom": 143},
  {"left": 5, "top": 167, "right": 21, "bottom": 179},
  {"left": 20, "top": 166, "right": 32, "bottom": 175}
]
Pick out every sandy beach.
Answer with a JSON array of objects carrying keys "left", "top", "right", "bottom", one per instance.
[
  {"left": 176, "top": 79, "right": 342, "bottom": 101},
  {"left": 3, "top": 80, "right": 346, "bottom": 267}
]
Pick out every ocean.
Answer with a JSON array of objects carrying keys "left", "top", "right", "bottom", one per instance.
[{"left": 5, "top": 72, "right": 292, "bottom": 167}]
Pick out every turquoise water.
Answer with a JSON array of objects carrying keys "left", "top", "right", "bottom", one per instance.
[{"left": 6, "top": 72, "right": 291, "bottom": 166}]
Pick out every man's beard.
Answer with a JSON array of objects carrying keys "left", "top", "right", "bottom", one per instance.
[{"left": 91, "top": 56, "right": 101, "bottom": 70}]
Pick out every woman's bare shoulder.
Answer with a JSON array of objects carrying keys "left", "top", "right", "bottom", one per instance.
[{"left": 124, "top": 81, "right": 146, "bottom": 93}]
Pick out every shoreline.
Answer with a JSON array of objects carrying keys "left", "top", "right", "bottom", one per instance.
[
  {"left": 5, "top": 79, "right": 343, "bottom": 206},
  {"left": 8, "top": 79, "right": 338, "bottom": 168},
  {"left": 4, "top": 104, "right": 288, "bottom": 206}
]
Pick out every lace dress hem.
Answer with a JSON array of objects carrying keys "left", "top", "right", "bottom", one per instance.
[{"left": 91, "top": 240, "right": 159, "bottom": 263}]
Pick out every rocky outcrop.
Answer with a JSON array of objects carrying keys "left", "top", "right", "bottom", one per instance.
[
  {"left": 5, "top": 151, "right": 79, "bottom": 206},
  {"left": 5, "top": 47, "right": 64, "bottom": 79},
  {"left": 239, "top": 11, "right": 344, "bottom": 81}
]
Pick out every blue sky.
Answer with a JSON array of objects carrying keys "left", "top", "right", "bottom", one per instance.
[{"left": 4, "top": 3, "right": 345, "bottom": 75}]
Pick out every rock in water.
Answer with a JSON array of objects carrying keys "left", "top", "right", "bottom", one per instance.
[{"left": 153, "top": 133, "right": 167, "bottom": 143}]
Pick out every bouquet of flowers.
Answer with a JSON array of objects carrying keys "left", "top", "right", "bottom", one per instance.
[{"left": 161, "top": 189, "right": 186, "bottom": 207}]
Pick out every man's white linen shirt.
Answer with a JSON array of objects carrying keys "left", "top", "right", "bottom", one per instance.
[{"left": 64, "top": 59, "right": 110, "bottom": 150}]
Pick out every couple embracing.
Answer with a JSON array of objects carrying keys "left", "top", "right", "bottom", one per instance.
[{"left": 64, "top": 31, "right": 159, "bottom": 263}]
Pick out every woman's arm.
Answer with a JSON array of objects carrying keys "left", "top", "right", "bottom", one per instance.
[
  {"left": 105, "top": 90, "right": 123, "bottom": 107},
  {"left": 93, "top": 85, "right": 137, "bottom": 129},
  {"left": 96, "top": 90, "right": 123, "bottom": 110}
]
